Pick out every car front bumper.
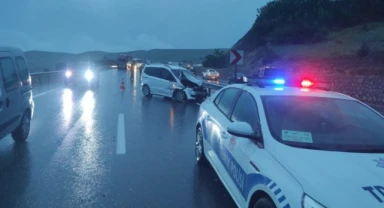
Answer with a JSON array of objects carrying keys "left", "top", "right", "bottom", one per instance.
[
  {"left": 207, "top": 75, "right": 219, "bottom": 79},
  {"left": 184, "top": 86, "right": 208, "bottom": 101},
  {"left": 65, "top": 76, "right": 98, "bottom": 84}
]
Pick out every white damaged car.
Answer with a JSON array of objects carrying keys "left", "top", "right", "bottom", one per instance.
[{"left": 141, "top": 64, "right": 208, "bottom": 102}]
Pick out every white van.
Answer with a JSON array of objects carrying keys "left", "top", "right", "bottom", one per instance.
[
  {"left": 0, "top": 46, "right": 34, "bottom": 142},
  {"left": 141, "top": 64, "right": 207, "bottom": 102}
]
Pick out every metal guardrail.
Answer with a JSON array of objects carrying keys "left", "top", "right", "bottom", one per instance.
[
  {"left": 30, "top": 70, "right": 63, "bottom": 85},
  {"left": 202, "top": 81, "right": 224, "bottom": 96}
]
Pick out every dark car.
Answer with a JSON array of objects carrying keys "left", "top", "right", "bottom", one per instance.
[
  {"left": 228, "top": 73, "right": 248, "bottom": 84},
  {"left": 64, "top": 62, "right": 100, "bottom": 88}
]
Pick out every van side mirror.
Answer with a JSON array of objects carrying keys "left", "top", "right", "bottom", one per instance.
[{"left": 227, "top": 121, "right": 262, "bottom": 141}]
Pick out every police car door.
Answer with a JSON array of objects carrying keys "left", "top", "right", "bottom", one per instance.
[
  {"left": 208, "top": 87, "right": 247, "bottom": 204},
  {"left": 224, "top": 90, "right": 263, "bottom": 204}
]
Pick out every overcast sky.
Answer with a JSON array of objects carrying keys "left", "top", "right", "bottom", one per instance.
[{"left": 0, "top": 0, "right": 269, "bottom": 53}]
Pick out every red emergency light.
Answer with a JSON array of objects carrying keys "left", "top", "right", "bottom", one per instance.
[{"left": 301, "top": 79, "right": 314, "bottom": 88}]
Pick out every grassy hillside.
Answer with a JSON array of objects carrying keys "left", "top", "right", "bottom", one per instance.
[
  {"left": 231, "top": 22, "right": 384, "bottom": 77},
  {"left": 229, "top": 0, "right": 384, "bottom": 77},
  {"left": 25, "top": 49, "right": 226, "bottom": 72}
]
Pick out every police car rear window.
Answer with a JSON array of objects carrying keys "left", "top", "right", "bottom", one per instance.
[{"left": 262, "top": 96, "right": 384, "bottom": 152}]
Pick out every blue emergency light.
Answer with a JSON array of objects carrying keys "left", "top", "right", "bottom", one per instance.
[{"left": 273, "top": 79, "right": 285, "bottom": 85}]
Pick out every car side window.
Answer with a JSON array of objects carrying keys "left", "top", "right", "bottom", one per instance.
[
  {"left": 15, "top": 56, "right": 29, "bottom": 83},
  {"left": 0, "top": 57, "right": 19, "bottom": 91},
  {"left": 144, "top": 67, "right": 159, "bottom": 78},
  {"left": 160, "top": 69, "right": 176, "bottom": 82},
  {"left": 231, "top": 91, "right": 260, "bottom": 133},
  {"left": 214, "top": 91, "right": 224, "bottom": 106},
  {"left": 143, "top": 67, "right": 152, "bottom": 75},
  {"left": 216, "top": 88, "right": 240, "bottom": 117}
]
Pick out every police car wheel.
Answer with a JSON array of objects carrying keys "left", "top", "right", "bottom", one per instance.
[
  {"left": 252, "top": 197, "right": 276, "bottom": 208},
  {"left": 142, "top": 85, "right": 151, "bottom": 97},
  {"left": 12, "top": 111, "right": 31, "bottom": 142},
  {"left": 196, "top": 127, "right": 208, "bottom": 165}
]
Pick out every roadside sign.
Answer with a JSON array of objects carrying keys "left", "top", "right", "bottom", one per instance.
[{"left": 230, "top": 50, "right": 244, "bottom": 65}]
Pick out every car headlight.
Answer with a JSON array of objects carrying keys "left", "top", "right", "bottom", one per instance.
[
  {"left": 85, "top": 70, "right": 94, "bottom": 81},
  {"left": 243, "top": 77, "right": 248, "bottom": 82},
  {"left": 65, "top": 70, "right": 72, "bottom": 78},
  {"left": 172, "top": 82, "right": 183, "bottom": 89},
  {"left": 302, "top": 195, "right": 325, "bottom": 208}
]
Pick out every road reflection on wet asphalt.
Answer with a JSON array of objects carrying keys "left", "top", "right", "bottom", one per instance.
[{"left": 0, "top": 69, "right": 236, "bottom": 208}]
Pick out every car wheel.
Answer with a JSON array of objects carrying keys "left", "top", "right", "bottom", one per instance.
[
  {"left": 12, "top": 111, "right": 31, "bottom": 142},
  {"left": 196, "top": 127, "right": 208, "bottom": 165},
  {"left": 142, "top": 84, "right": 151, "bottom": 97},
  {"left": 252, "top": 197, "right": 276, "bottom": 208},
  {"left": 174, "top": 90, "right": 186, "bottom": 102}
]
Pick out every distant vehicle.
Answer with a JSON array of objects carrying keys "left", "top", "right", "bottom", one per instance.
[
  {"left": 181, "top": 62, "right": 194, "bottom": 70},
  {"left": 117, "top": 54, "right": 129, "bottom": 70},
  {"left": 252, "top": 67, "right": 288, "bottom": 79},
  {"left": 202, "top": 69, "right": 220, "bottom": 80},
  {"left": 141, "top": 64, "right": 208, "bottom": 102},
  {"left": 196, "top": 76, "right": 384, "bottom": 208},
  {"left": 64, "top": 62, "right": 99, "bottom": 88},
  {"left": 0, "top": 46, "right": 34, "bottom": 142},
  {"left": 228, "top": 72, "right": 248, "bottom": 84}
]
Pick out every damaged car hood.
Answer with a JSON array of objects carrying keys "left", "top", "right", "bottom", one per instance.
[{"left": 180, "top": 71, "right": 203, "bottom": 88}]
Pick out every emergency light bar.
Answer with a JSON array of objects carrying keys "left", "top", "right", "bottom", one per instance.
[{"left": 247, "top": 77, "right": 325, "bottom": 89}]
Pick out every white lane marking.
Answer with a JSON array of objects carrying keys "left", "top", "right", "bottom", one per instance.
[
  {"left": 196, "top": 103, "right": 201, "bottom": 106},
  {"left": 116, "top": 113, "right": 126, "bottom": 154},
  {"left": 33, "top": 88, "right": 59, "bottom": 98}
]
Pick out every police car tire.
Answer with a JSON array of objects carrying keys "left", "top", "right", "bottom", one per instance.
[
  {"left": 12, "top": 111, "right": 31, "bottom": 142},
  {"left": 196, "top": 127, "right": 208, "bottom": 166},
  {"left": 253, "top": 197, "right": 276, "bottom": 208}
]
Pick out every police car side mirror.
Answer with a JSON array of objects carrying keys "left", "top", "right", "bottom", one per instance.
[{"left": 227, "top": 122, "right": 254, "bottom": 138}]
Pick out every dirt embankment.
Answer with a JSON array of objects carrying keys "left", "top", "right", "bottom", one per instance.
[{"left": 222, "top": 22, "right": 384, "bottom": 106}]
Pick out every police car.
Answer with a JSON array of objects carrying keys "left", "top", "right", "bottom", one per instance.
[{"left": 195, "top": 77, "right": 384, "bottom": 208}]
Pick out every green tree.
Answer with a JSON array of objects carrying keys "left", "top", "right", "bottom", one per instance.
[{"left": 202, "top": 49, "right": 227, "bottom": 68}]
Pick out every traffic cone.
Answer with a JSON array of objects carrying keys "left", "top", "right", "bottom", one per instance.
[{"left": 120, "top": 78, "right": 125, "bottom": 91}]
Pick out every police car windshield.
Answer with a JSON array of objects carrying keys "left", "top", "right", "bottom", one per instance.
[{"left": 262, "top": 96, "right": 384, "bottom": 152}]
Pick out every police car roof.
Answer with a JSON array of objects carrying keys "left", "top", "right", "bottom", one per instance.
[
  {"left": 0, "top": 46, "right": 24, "bottom": 56},
  {"left": 229, "top": 84, "right": 354, "bottom": 100}
]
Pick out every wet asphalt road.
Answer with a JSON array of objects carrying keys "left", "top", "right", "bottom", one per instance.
[{"left": 0, "top": 69, "right": 236, "bottom": 208}]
